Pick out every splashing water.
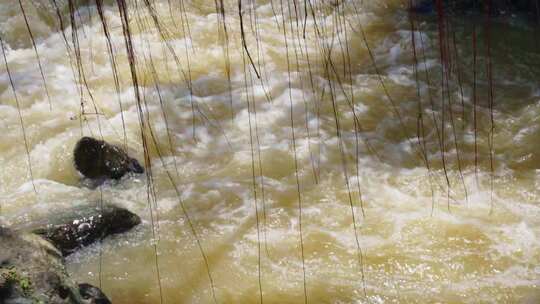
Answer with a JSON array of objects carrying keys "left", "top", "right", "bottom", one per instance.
[{"left": 0, "top": 0, "right": 539, "bottom": 303}]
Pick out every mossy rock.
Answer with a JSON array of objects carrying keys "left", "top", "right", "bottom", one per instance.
[{"left": 0, "top": 227, "right": 110, "bottom": 304}]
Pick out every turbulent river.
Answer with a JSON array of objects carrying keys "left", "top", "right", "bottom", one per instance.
[{"left": 1, "top": 0, "right": 539, "bottom": 303}]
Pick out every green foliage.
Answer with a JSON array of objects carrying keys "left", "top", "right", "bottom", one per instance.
[{"left": 0, "top": 266, "right": 32, "bottom": 295}]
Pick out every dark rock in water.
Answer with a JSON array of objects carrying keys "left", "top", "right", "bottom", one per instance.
[
  {"left": 32, "top": 204, "right": 141, "bottom": 256},
  {"left": 78, "top": 284, "right": 111, "bottom": 304},
  {"left": 410, "top": 0, "right": 434, "bottom": 14},
  {"left": 74, "top": 136, "right": 144, "bottom": 180},
  {"left": 410, "top": 0, "right": 538, "bottom": 15},
  {"left": 0, "top": 227, "right": 111, "bottom": 304}
]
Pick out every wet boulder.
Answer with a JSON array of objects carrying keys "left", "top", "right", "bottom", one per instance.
[
  {"left": 74, "top": 136, "right": 144, "bottom": 180},
  {"left": 0, "top": 227, "right": 110, "bottom": 304},
  {"left": 32, "top": 203, "right": 142, "bottom": 256}
]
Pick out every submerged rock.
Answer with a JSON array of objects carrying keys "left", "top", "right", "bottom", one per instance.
[
  {"left": 32, "top": 203, "right": 142, "bottom": 256},
  {"left": 0, "top": 227, "right": 110, "bottom": 304},
  {"left": 78, "top": 284, "right": 111, "bottom": 304},
  {"left": 74, "top": 136, "right": 144, "bottom": 180}
]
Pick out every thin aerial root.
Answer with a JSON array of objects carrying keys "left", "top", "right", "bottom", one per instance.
[
  {"left": 485, "top": 0, "right": 495, "bottom": 214},
  {"left": 435, "top": 0, "right": 452, "bottom": 211},
  {"left": 472, "top": 23, "right": 479, "bottom": 185},
  {"left": 214, "top": 0, "right": 235, "bottom": 123},
  {"left": 96, "top": 0, "right": 128, "bottom": 149},
  {"left": 18, "top": 0, "right": 53, "bottom": 111},
  {"left": 408, "top": 2, "right": 436, "bottom": 212},
  {"left": 115, "top": 1, "right": 165, "bottom": 302},
  {"left": 239, "top": 0, "right": 261, "bottom": 79},
  {"left": 323, "top": 27, "right": 368, "bottom": 298},
  {"left": 0, "top": 35, "right": 37, "bottom": 194},
  {"left": 279, "top": 0, "right": 308, "bottom": 301},
  {"left": 443, "top": 17, "right": 468, "bottom": 204}
]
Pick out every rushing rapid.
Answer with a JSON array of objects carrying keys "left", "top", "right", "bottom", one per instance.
[{"left": 0, "top": 0, "right": 539, "bottom": 303}]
